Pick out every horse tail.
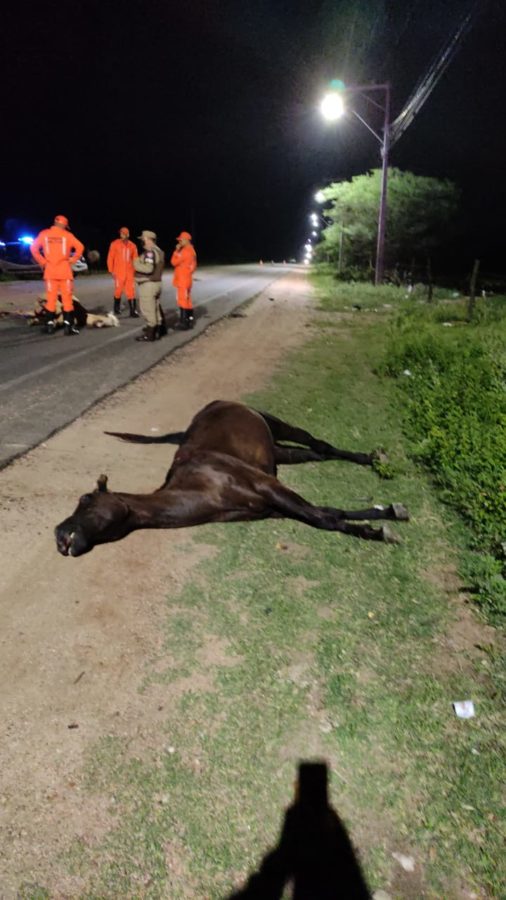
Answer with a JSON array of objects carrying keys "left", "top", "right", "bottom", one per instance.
[{"left": 104, "top": 430, "right": 186, "bottom": 445}]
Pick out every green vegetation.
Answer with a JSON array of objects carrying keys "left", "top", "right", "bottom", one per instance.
[
  {"left": 314, "top": 273, "right": 506, "bottom": 623},
  {"left": 31, "top": 275, "right": 504, "bottom": 898},
  {"left": 317, "top": 169, "right": 460, "bottom": 275},
  {"left": 380, "top": 299, "right": 506, "bottom": 624}
]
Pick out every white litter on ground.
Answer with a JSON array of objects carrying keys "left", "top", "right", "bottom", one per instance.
[
  {"left": 392, "top": 852, "right": 416, "bottom": 872},
  {"left": 453, "top": 700, "right": 475, "bottom": 719}
]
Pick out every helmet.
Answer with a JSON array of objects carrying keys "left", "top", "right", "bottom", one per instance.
[
  {"left": 54, "top": 215, "right": 69, "bottom": 227},
  {"left": 176, "top": 231, "right": 192, "bottom": 241}
]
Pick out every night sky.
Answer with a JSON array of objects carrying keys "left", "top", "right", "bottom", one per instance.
[{"left": 1, "top": 0, "right": 504, "bottom": 269}]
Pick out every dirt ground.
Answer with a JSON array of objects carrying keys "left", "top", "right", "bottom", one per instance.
[{"left": 0, "top": 273, "right": 313, "bottom": 897}]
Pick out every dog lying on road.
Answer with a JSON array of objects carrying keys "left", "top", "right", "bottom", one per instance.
[{"left": 29, "top": 296, "right": 119, "bottom": 329}]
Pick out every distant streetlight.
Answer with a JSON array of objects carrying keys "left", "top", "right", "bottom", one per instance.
[
  {"left": 320, "top": 91, "right": 345, "bottom": 122},
  {"left": 314, "top": 190, "right": 326, "bottom": 203},
  {"left": 312, "top": 230, "right": 318, "bottom": 236},
  {"left": 319, "top": 81, "right": 391, "bottom": 286}
]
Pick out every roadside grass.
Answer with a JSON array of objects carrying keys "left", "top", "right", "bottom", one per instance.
[
  {"left": 313, "top": 270, "right": 458, "bottom": 311},
  {"left": 40, "top": 281, "right": 505, "bottom": 898}
]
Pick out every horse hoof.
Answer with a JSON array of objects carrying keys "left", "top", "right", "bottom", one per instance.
[
  {"left": 381, "top": 524, "right": 401, "bottom": 544},
  {"left": 372, "top": 448, "right": 389, "bottom": 465},
  {"left": 392, "top": 503, "right": 409, "bottom": 521}
]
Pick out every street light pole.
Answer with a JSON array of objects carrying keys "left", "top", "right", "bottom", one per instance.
[
  {"left": 375, "top": 84, "right": 390, "bottom": 286},
  {"left": 320, "top": 82, "right": 391, "bottom": 285}
]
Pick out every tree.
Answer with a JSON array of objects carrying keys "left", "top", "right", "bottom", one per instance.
[{"left": 316, "top": 169, "right": 460, "bottom": 275}]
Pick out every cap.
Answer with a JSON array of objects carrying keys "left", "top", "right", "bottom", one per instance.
[
  {"left": 176, "top": 231, "right": 192, "bottom": 241},
  {"left": 138, "top": 230, "right": 157, "bottom": 241},
  {"left": 54, "top": 215, "right": 69, "bottom": 227},
  {"left": 119, "top": 227, "right": 130, "bottom": 237}
]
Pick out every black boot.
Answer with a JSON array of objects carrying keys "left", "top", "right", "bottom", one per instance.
[
  {"left": 135, "top": 325, "right": 156, "bottom": 342},
  {"left": 158, "top": 305, "right": 168, "bottom": 337},
  {"left": 64, "top": 313, "right": 79, "bottom": 336},
  {"left": 44, "top": 313, "right": 56, "bottom": 335},
  {"left": 187, "top": 308, "right": 195, "bottom": 329},
  {"left": 128, "top": 299, "right": 139, "bottom": 318},
  {"left": 113, "top": 298, "right": 121, "bottom": 315}
]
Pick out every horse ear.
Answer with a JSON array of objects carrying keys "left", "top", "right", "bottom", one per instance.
[{"left": 96, "top": 474, "right": 109, "bottom": 493}]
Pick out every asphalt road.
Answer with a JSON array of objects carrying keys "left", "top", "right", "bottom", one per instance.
[{"left": 0, "top": 264, "right": 290, "bottom": 469}]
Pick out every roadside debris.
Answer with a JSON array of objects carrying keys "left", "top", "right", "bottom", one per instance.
[
  {"left": 453, "top": 700, "right": 475, "bottom": 719},
  {"left": 392, "top": 852, "right": 416, "bottom": 872},
  {"left": 402, "top": 369, "right": 412, "bottom": 377}
]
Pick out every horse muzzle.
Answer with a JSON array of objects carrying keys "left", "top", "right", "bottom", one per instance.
[{"left": 55, "top": 523, "right": 91, "bottom": 557}]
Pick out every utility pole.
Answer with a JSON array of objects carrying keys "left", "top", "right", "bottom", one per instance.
[
  {"left": 346, "top": 83, "right": 391, "bottom": 286},
  {"left": 375, "top": 84, "right": 390, "bottom": 286}
]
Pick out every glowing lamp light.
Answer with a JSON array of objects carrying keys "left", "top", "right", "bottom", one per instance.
[
  {"left": 312, "top": 230, "right": 318, "bottom": 236},
  {"left": 320, "top": 91, "right": 345, "bottom": 121},
  {"left": 314, "top": 191, "right": 325, "bottom": 203},
  {"left": 19, "top": 235, "right": 34, "bottom": 245}
]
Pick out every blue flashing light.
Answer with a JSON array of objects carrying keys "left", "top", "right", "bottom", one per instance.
[
  {"left": 0, "top": 241, "right": 5, "bottom": 247},
  {"left": 19, "top": 235, "right": 34, "bottom": 245},
  {"left": 329, "top": 79, "right": 345, "bottom": 92}
]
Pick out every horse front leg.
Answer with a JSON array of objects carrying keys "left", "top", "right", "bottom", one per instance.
[
  {"left": 258, "top": 479, "right": 401, "bottom": 543},
  {"left": 321, "top": 503, "right": 409, "bottom": 523}
]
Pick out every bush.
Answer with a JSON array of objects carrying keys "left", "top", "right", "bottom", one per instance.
[{"left": 382, "top": 308, "right": 506, "bottom": 622}]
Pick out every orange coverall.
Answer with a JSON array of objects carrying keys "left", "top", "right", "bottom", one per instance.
[
  {"left": 170, "top": 244, "right": 197, "bottom": 309},
  {"left": 107, "top": 239, "right": 138, "bottom": 300},
  {"left": 31, "top": 226, "right": 84, "bottom": 313}
]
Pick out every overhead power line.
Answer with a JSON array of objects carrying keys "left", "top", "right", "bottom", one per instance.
[{"left": 390, "top": 0, "right": 486, "bottom": 148}]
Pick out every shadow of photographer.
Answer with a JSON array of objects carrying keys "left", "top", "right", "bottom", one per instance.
[{"left": 227, "top": 760, "right": 371, "bottom": 899}]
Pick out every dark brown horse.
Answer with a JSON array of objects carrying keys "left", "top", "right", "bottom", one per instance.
[{"left": 55, "top": 400, "right": 408, "bottom": 557}]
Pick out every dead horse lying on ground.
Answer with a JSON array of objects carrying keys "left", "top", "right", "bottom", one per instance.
[{"left": 55, "top": 400, "right": 409, "bottom": 558}]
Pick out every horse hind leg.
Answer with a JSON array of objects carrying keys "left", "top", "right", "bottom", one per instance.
[
  {"left": 259, "top": 410, "right": 373, "bottom": 466},
  {"left": 274, "top": 446, "right": 325, "bottom": 465}
]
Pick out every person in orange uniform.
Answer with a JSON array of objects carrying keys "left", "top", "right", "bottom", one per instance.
[
  {"left": 170, "top": 231, "right": 197, "bottom": 329},
  {"left": 107, "top": 227, "right": 139, "bottom": 317},
  {"left": 30, "top": 215, "right": 84, "bottom": 335}
]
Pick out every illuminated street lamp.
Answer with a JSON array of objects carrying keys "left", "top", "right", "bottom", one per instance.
[
  {"left": 314, "top": 190, "right": 326, "bottom": 203},
  {"left": 320, "top": 91, "right": 345, "bottom": 122},
  {"left": 319, "top": 81, "right": 391, "bottom": 285}
]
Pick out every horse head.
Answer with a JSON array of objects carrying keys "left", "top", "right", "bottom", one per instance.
[{"left": 55, "top": 475, "right": 131, "bottom": 557}]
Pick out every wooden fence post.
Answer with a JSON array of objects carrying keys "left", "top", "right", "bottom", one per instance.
[
  {"left": 427, "top": 256, "right": 433, "bottom": 302},
  {"left": 467, "top": 259, "right": 480, "bottom": 322}
]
